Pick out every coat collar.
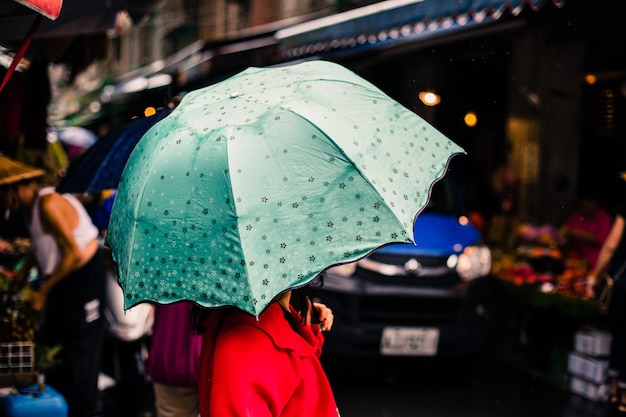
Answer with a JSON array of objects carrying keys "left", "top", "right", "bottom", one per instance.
[{"left": 227, "top": 302, "right": 322, "bottom": 357}]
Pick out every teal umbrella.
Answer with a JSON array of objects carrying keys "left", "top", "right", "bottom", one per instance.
[{"left": 106, "top": 60, "right": 464, "bottom": 316}]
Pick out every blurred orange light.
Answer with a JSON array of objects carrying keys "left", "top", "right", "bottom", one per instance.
[
  {"left": 464, "top": 111, "right": 477, "bottom": 127},
  {"left": 419, "top": 91, "right": 441, "bottom": 106},
  {"left": 585, "top": 74, "right": 597, "bottom": 85},
  {"left": 144, "top": 107, "right": 157, "bottom": 117}
]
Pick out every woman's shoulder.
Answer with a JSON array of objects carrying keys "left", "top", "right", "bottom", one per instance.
[{"left": 215, "top": 313, "right": 279, "bottom": 361}]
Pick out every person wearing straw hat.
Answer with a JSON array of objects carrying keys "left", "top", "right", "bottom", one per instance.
[
  {"left": 0, "top": 155, "right": 107, "bottom": 417},
  {"left": 0, "top": 155, "right": 40, "bottom": 258},
  {"left": 0, "top": 154, "right": 46, "bottom": 188}
]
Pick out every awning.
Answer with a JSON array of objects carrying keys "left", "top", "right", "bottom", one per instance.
[
  {"left": 53, "top": 40, "right": 212, "bottom": 127},
  {"left": 99, "top": 40, "right": 211, "bottom": 104},
  {"left": 276, "top": 0, "right": 566, "bottom": 60},
  {"left": 89, "top": 35, "right": 275, "bottom": 110},
  {"left": 0, "top": 0, "right": 163, "bottom": 43}
]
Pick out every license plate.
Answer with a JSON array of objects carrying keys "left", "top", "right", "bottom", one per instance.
[{"left": 380, "top": 327, "right": 439, "bottom": 356}]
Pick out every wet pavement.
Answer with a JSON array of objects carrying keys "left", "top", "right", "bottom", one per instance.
[
  {"left": 322, "top": 355, "right": 613, "bottom": 417},
  {"left": 99, "top": 353, "right": 616, "bottom": 417}
]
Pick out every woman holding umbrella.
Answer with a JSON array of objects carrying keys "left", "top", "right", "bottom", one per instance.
[
  {"left": 0, "top": 155, "right": 106, "bottom": 417},
  {"left": 197, "top": 283, "right": 338, "bottom": 417},
  {"left": 104, "top": 60, "right": 463, "bottom": 417}
]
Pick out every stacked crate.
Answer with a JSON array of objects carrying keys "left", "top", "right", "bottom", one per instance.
[
  {"left": 0, "top": 291, "right": 38, "bottom": 389},
  {"left": 0, "top": 293, "right": 68, "bottom": 416},
  {"left": 0, "top": 342, "right": 37, "bottom": 388},
  {"left": 567, "top": 327, "right": 613, "bottom": 402}
]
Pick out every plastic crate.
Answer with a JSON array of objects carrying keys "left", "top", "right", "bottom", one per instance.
[{"left": 0, "top": 342, "right": 35, "bottom": 374}]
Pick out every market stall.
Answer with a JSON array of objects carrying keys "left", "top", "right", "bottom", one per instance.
[
  {"left": 486, "top": 225, "right": 608, "bottom": 386},
  {"left": 491, "top": 226, "right": 602, "bottom": 314}
]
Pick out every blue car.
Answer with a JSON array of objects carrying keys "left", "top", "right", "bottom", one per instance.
[{"left": 310, "top": 165, "right": 493, "bottom": 357}]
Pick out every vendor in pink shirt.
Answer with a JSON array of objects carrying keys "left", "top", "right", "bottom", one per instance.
[{"left": 560, "top": 192, "right": 613, "bottom": 269}]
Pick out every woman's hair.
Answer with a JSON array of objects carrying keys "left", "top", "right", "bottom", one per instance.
[
  {"left": 190, "top": 273, "right": 325, "bottom": 333},
  {"left": 288, "top": 273, "right": 325, "bottom": 320},
  {"left": 191, "top": 305, "right": 223, "bottom": 334}
]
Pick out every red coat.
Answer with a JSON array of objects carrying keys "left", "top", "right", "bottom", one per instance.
[{"left": 199, "top": 303, "right": 340, "bottom": 417}]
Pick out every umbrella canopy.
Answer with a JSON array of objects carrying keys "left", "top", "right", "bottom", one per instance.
[
  {"left": 57, "top": 126, "right": 97, "bottom": 148},
  {"left": 106, "top": 60, "right": 464, "bottom": 316},
  {"left": 57, "top": 126, "right": 98, "bottom": 160},
  {"left": 57, "top": 108, "right": 172, "bottom": 194}
]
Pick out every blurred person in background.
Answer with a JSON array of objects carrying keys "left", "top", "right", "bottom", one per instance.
[
  {"left": 145, "top": 302, "right": 202, "bottom": 417},
  {"left": 77, "top": 188, "right": 155, "bottom": 416},
  {"left": 587, "top": 187, "right": 626, "bottom": 411},
  {"left": 560, "top": 190, "right": 613, "bottom": 270},
  {"left": 0, "top": 155, "right": 106, "bottom": 417}
]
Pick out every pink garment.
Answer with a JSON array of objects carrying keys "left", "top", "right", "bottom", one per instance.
[
  {"left": 145, "top": 302, "right": 202, "bottom": 388},
  {"left": 564, "top": 208, "right": 613, "bottom": 268}
]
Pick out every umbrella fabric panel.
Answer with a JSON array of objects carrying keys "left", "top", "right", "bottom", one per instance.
[
  {"left": 284, "top": 79, "right": 456, "bottom": 233},
  {"left": 225, "top": 110, "right": 413, "bottom": 306},
  {"left": 178, "top": 60, "right": 458, "bottom": 235},
  {"left": 109, "top": 118, "right": 250, "bottom": 309}
]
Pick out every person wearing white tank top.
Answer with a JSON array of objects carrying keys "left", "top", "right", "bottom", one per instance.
[{"left": 0, "top": 166, "right": 107, "bottom": 417}]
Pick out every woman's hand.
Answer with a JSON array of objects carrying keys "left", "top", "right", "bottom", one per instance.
[
  {"left": 585, "top": 274, "right": 597, "bottom": 298},
  {"left": 26, "top": 290, "right": 46, "bottom": 312},
  {"left": 307, "top": 299, "right": 334, "bottom": 331}
]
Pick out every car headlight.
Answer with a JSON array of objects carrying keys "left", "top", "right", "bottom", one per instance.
[{"left": 448, "top": 244, "right": 491, "bottom": 281}]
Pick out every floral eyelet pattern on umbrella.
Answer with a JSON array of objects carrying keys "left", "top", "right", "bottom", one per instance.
[{"left": 106, "top": 60, "right": 464, "bottom": 316}]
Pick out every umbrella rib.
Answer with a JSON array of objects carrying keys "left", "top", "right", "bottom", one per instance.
[{"left": 222, "top": 138, "right": 260, "bottom": 314}]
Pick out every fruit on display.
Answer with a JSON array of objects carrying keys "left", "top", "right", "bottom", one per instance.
[
  {"left": 0, "top": 266, "right": 37, "bottom": 343},
  {"left": 492, "top": 245, "right": 592, "bottom": 300},
  {"left": 0, "top": 291, "right": 36, "bottom": 342}
]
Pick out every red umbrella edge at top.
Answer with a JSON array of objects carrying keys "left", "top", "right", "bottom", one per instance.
[{"left": 13, "top": 0, "right": 62, "bottom": 20}]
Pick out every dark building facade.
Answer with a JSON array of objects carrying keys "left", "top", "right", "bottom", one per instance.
[{"left": 270, "top": 0, "right": 626, "bottom": 228}]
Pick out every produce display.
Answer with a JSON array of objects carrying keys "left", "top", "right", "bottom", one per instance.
[
  {"left": 0, "top": 237, "right": 31, "bottom": 258},
  {"left": 0, "top": 239, "right": 62, "bottom": 380},
  {"left": 490, "top": 220, "right": 597, "bottom": 302},
  {"left": 492, "top": 244, "right": 591, "bottom": 300},
  {"left": 0, "top": 278, "right": 36, "bottom": 343},
  {"left": 0, "top": 239, "right": 36, "bottom": 343}
]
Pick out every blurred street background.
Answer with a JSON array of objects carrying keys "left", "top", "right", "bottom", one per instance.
[{"left": 2, "top": 0, "right": 626, "bottom": 416}]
